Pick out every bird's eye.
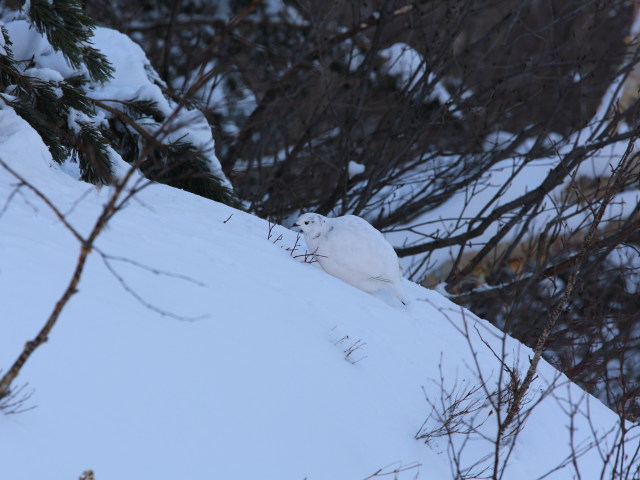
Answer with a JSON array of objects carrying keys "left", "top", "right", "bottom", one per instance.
[{"left": 304, "top": 221, "right": 309, "bottom": 225}]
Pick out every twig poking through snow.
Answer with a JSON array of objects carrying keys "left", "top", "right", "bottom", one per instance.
[
  {"left": 0, "top": 381, "right": 35, "bottom": 415},
  {"left": 335, "top": 336, "right": 368, "bottom": 364},
  {"left": 360, "top": 461, "right": 421, "bottom": 479}
]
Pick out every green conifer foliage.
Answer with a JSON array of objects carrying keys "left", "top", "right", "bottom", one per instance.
[
  {"left": 1, "top": 2, "right": 114, "bottom": 182},
  {"left": 101, "top": 98, "right": 242, "bottom": 208},
  {"left": 0, "top": 1, "right": 241, "bottom": 207},
  {"left": 27, "top": 0, "right": 113, "bottom": 82}
]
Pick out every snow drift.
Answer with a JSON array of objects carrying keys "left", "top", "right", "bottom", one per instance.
[
  {"left": 0, "top": 14, "right": 637, "bottom": 480},
  {"left": 0, "top": 102, "right": 636, "bottom": 480}
]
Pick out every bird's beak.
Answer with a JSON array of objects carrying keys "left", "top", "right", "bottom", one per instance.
[{"left": 292, "top": 222, "right": 300, "bottom": 228}]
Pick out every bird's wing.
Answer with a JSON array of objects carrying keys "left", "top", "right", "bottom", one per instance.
[
  {"left": 339, "top": 215, "right": 377, "bottom": 231},
  {"left": 320, "top": 218, "right": 399, "bottom": 279}
]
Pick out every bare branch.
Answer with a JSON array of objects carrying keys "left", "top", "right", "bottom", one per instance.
[{"left": 0, "top": 158, "right": 85, "bottom": 244}]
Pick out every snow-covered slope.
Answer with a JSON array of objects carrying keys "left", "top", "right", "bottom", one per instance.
[{"left": 0, "top": 105, "right": 635, "bottom": 480}]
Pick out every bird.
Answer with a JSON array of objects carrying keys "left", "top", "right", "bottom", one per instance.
[{"left": 293, "top": 212, "right": 409, "bottom": 305}]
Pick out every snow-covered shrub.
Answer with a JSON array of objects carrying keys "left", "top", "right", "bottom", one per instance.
[{"left": 0, "top": 0, "right": 240, "bottom": 206}]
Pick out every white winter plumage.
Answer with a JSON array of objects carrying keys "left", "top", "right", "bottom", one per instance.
[{"left": 294, "top": 213, "right": 409, "bottom": 305}]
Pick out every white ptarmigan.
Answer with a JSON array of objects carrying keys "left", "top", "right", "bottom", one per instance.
[{"left": 293, "top": 213, "right": 409, "bottom": 305}]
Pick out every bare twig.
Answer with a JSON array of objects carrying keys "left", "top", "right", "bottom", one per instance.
[
  {"left": 98, "top": 251, "right": 208, "bottom": 322},
  {"left": 360, "top": 461, "right": 421, "bottom": 480},
  {"left": 0, "top": 381, "right": 35, "bottom": 414},
  {"left": 0, "top": 159, "right": 84, "bottom": 243}
]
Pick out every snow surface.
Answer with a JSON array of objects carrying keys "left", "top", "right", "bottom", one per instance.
[
  {"left": 0, "top": 12, "right": 637, "bottom": 480},
  {"left": 0, "top": 102, "right": 636, "bottom": 480}
]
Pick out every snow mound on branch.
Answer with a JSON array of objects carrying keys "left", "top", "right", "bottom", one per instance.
[{"left": 380, "top": 42, "right": 451, "bottom": 104}]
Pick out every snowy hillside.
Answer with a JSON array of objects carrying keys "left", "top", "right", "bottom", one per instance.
[
  {"left": 0, "top": 7, "right": 638, "bottom": 479},
  {"left": 0, "top": 104, "right": 637, "bottom": 479}
]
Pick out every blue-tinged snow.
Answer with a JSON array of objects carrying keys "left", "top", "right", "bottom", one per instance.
[
  {"left": 0, "top": 12, "right": 638, "bottom": 480},
  {"left": 0, "top": 101, "right": 636, "bottom": 480},
  {"left": 379, "top": 43, "right": 451, "bottom": 104}
]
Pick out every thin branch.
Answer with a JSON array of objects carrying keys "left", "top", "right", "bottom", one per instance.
[
  {"left": 0, "top": 158, "right": 85, "bottom": 244},
  {"left": 360, "top": 461, "right": 421, "bottom": 480},
  {"left": 96, "top": 249, "right": 207, "bottom": 287},
  {"left": 98, "top": 251, "right": 208, "bottom": 322}
]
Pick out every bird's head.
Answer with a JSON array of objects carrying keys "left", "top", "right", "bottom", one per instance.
[{"left": 293, "top": 212, "right": 326, "bottom": 236}]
